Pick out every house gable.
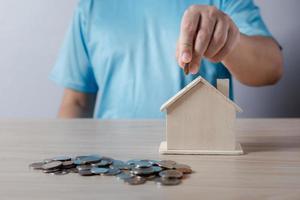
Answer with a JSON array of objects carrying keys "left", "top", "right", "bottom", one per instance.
[{"left": 160, "top": 76, "right": 242, "bottom": 113}]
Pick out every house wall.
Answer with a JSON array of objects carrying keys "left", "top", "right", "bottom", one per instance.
[{"left": 166, "top": 82, "right": 236, "bottom": 150}]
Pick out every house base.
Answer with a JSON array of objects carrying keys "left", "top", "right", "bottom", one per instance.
[{"left": 159, "top": 141, "right": 243, "bottom": 155}]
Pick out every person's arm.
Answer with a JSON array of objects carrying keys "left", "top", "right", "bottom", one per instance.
[
  {"left": 223, "top": 34, "right": 283, "bottom": 86},
  {"left": 176, "top": 5, "right": 283, "bottom": 86},
  {"left": 58, "top": 89, "right": 97, "bottom": 118}
]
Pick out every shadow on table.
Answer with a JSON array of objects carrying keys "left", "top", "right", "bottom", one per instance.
[{"left": 240, "top": 135, "right": 300, "bottom": 154}]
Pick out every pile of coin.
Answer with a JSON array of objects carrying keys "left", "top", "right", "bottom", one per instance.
[{"left": 29, "top": 154, "right": 192, "bottom": 186}]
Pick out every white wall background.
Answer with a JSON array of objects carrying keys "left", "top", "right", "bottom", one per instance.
[
  {"left": 234, "top": 0, "right": 300, "bottom": 117},
  {"left": 0, "top": 0, "right": 299, "bottom": 118}
]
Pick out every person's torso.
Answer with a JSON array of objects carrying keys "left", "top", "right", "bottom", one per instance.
[{"left": 83, "top": 0, "right": 232, "bottom": 118}]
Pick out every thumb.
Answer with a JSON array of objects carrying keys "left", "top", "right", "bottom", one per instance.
[{"left": 180, "top": 44, "right": 193, "bottom": 65}]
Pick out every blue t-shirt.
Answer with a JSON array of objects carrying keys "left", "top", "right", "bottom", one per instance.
[{"left": 50, "top": 0, "right": 271, "bottom": 119}]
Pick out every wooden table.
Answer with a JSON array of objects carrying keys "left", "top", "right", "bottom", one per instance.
[{"left": 0, "top": 119, "right": 299, "bottom": 200}]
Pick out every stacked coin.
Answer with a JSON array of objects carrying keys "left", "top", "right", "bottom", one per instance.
[{"left": 29, "top": 155, "right": 192, "bottom": 186}]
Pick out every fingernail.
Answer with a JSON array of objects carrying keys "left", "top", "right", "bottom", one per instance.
[
  {"left": 191, "top": 70, "right": 198, "bottom": 75},
  {"left": 181, "top": 52, "right": 191, "bottom": 63},
  {"left": 190, "top": 66, "right": 199, "bottom": 74}
]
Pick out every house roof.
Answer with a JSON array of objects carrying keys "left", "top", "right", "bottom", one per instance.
[{"left": 160, "top": 76, "right": 242, "bottom": 112}]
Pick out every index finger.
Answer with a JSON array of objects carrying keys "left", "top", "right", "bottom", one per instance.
[{"left": 179, "top": 6, "right": 200, "bottom": 65}]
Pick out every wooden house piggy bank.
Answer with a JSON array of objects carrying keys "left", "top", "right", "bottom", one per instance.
[{"left": 159, "top": 76, "right": 243, "bottom": 155}]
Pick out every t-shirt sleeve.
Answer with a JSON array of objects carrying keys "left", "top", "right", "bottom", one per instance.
[
  {"left": 222, "top": 0, "right": 272, "bottom": 37},
  {"left": 49, "top": 1, "right": 98, "bottom": 93}
]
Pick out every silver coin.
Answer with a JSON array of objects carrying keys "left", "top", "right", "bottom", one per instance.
[
  {"left": 51, "top": 156, "right": 71, "bottom": 162},
  {"left": 117, "top": 172, "right": 134, "bottom": 180},
  {"left": 140, "top": 159, "right": 159, "bottom": 165},
  {"left": 101, "top": 157, "right": 114, "bottom": 164},
  {"left": 124, "top": 176, "right": 146, "bottom": 185},
  {"left": 87, "top": 154, "right": 102, "bottom": 159},
  {"left": 62, "top": 160, "right": 75, "bottom": 169},
  {"left": 173, "top": 163, "right": 192, "bottom": 174},
  {"left": 43, "top": 158, "right": 53, "bottom": 163},
  {"left": 76, "top": 164, "right": 92, "bottom": 171},
  {"left": 42, "top": 161, "right": 62, "bottom": 170},
  {"left": 73, "top": 156, "right": 87, "bottom": 165},
  {"left": 74, "top": 155, "right": 87, "bottom": 160},
  {"left": 152, "top": 166, "right": 163, "bottom": 173},
  {"left": 43, "top": 168, "right": 61, "bottom": 174},
  {"left": 159, "top": 170, "right": 183, "bottom": 179},
  {"left": 52, "top": 170, "right": 70, "bottom": 175},
  {"left": 126, "top": 159, "right": 142, "bottom": 166},
  {"left": 91, "top": 167, "right": 109, "bottom": 175},
  {"left": 73, "top": 155, "right": 101, "bottom": 165},
  {"left": 29, "top": 162, "right": 44, "bottom": 170},
  {"left": 81, "top": 155, "right": 102, "bottom": 164},
  {"left": 131, "top": 167, "right": 155, "bottom": 175},
  {"left": 134, "top": 161, "right": 153, "bottom": 168},
  {"left": 78, "top": 169, "right": 94, "bottom": 176},
  {"left": 112, "top": 160, "right": 125, "bottom": 165},
  {"left": 156, "top": 177, "right": 181, "bottom": 186},
  {"left": 127, "top": 160, "right": 153, "bottom": 168},
  {"left": 91, "top": 160, "right": 111, "bottom": 167},
  {"left": 111, "top": 160, "right": 131, "bottom": 170},
  {"left": 69, "top": 168, "right": 79, "bottom": 173},
  {"left": 104, "top": 168, "right": 121, "bottom": 176},
  {"left": 157, "top": 160, "right": 176, "bottom": 169}
]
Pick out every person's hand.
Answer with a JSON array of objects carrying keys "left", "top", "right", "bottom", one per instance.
[{"left": 176, "top": 5, "right": 240, "bottom": 74}]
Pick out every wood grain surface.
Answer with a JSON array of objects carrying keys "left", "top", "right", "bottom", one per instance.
[{"left": 0, "top": 119, "right": 299, "bottom": 200}]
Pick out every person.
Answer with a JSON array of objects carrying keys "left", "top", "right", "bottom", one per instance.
[{"left": 50, "top": 0, "right": 283, "bottom": 119}]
